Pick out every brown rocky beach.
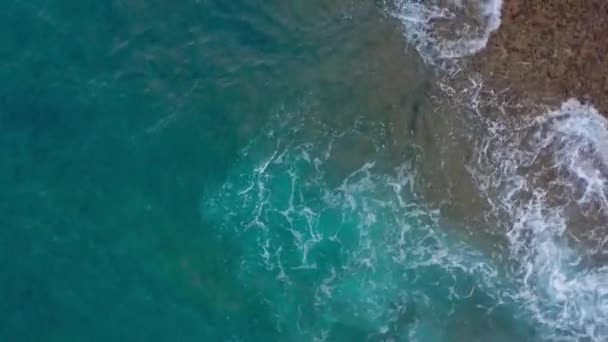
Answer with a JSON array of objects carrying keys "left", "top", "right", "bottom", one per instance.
[{"left": 473, "top": 0, "right": 608, "bottom": 115}]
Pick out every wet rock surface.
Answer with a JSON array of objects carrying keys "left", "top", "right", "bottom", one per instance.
[{"left": 473, "top": 0, "right": 608, "bottom": 115}]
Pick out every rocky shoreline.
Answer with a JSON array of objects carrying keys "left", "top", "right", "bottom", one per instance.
[{"left": 472, "top": 0, "right": 608, "bottom": 115}]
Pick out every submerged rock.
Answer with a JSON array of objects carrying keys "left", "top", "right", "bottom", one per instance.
[{"left": 474, "top": 0, "right": 608, "bottom": 115}]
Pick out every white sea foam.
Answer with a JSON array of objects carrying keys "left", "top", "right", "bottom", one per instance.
[
  {"left": 207, "top": 99, "right": 608, "bottom": 340},
  {"left": 465, "top": 98, "right": 608, "bottom": 341},
  {"left": 205, "top": 113, "right": 523, "bottom": 341},
  {"left": 540, "top": 100, "right": 608, "bottom": 209},
  {"left": 390, "top": 0, "right": 503, "bottom": 64},
  {"left": 389, "top": 1, "right": 608, "bottom": 338}
]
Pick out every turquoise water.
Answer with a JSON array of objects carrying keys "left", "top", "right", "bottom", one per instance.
[
  {"left": 0, "top": 1, "right": 583, "bottom": 341},
  {"left": 202, "top": 111, "right": 538, "bottom": 341}
]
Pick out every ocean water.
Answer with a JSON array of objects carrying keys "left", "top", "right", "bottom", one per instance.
[{"left": 2, "top": 1, "right": 607, "bottom": 341}]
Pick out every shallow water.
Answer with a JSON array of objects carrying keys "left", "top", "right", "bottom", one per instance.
[{"left": 1, "top": 1, "right": 607, "bottom": 341}]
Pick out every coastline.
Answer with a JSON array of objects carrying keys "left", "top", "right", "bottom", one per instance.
[
  {"left": 390, "top": 2, "right": 608, "bottom": 339},
  {"left": 472, "top": 0, "right": 608, "bottom": 115}
]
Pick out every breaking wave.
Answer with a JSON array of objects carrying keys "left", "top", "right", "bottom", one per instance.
[{"left": 470, "top": 99, "right": 608, "bottom": 341}]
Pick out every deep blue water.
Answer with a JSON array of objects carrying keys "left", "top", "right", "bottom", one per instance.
[{"left": 0, "top": 1, "right": 566, "bottom": 341}]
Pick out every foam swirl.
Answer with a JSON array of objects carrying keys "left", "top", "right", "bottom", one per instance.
[{"left": 390, "top": 0, "right": 503, "bottom": 63}]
